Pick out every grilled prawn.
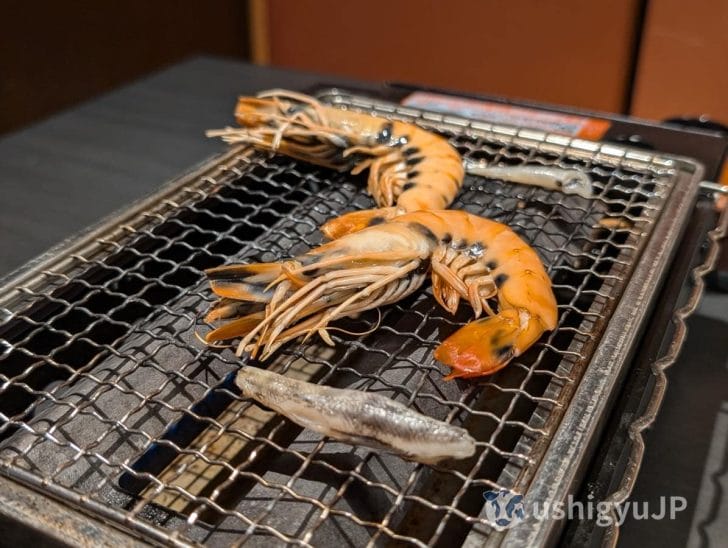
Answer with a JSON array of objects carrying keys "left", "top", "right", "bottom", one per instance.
[
  {"left": 207, "top": 89, "right": 464, "bottom": 239},
  {"left": 204, "top": 210, "right": 557, "bottom": 379}
]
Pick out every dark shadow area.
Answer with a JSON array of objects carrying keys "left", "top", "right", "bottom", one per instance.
[
  {"left": 618, "top": 312, "right": 728, "bottom": 547},
  {"left": 1, "top": 0, "right": 249, "bottom": 135}
]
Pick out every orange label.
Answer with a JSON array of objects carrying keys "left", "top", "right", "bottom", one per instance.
[
  {"left": 402, "top": 91, "right": 610, "bottom": 140},
  {"left": 719, "top": 157, "right": 728, "bottom": 185}
]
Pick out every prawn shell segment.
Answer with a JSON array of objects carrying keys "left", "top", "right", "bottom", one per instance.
[{"left": 389, "top": 211, "right": 558, "bottom": 379}]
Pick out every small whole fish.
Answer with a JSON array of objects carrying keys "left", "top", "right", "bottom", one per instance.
[
  {"left": 464, "top": 161, "right": 594, "bottom": 199},
  {"left": 235, "top": 367, "right": 477, "bottom": 465}
]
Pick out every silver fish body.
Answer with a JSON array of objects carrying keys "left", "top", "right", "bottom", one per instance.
[
  {"left": 465, "top": 161, "right": 594, "bottom": 199},
  {"left": 236, "top": 367, "right": 476, "bottom": 465}
]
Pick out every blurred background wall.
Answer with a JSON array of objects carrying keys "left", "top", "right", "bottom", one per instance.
[
  {"left": 1, "top": 0, "right": 249, "bottom": 135},
  {"left": 262, "top": 0, "right": 642, "bottom": 113},
  {"left": 3, "top": 0, "right": 728, "bottom": 135},
  {"left": 630, "top": 0, "right": 728, "bottom": 121}
]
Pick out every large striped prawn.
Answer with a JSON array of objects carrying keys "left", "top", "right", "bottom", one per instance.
[{"left": 204, "top": 210, "right": 557, "bottom": 379}]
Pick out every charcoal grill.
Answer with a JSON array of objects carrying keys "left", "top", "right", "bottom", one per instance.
[{"left": 0, "top": 88, "right": 723, "bottom": 547}]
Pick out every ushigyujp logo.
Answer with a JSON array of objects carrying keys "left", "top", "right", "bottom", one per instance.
[
  {"left": 483, "top": 489, "right": 526, "bottom": 529},
  {"left": 481, "top": 491, "right": 689, "bottom": 528}
]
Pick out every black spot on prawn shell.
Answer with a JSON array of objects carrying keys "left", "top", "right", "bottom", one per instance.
[
  {"left": 376, "top": 122, "right": 394, "bottom": 144},
  {"left": 494, "top": 273, "right": 509, "bottom": 288},
  {"left": 495, "top": 345, "right": 514, "bottom": 360},
  {"left": 486, "top": 260, "right": 498, "bottom": 270},
  {"left": 368, "top": 216, "right": 385, "bottom": 226},
  {"left": 406, "top": 156, "right": 423, "bottom": 167},
  {"left": 402, "top": 182, "right": 416, "bottom": 191},
  {"left": 409, "top": 222, "right": 438, "bottom": 244},
  {"left": 407, "top": 170, "right": 421, "bottom": 180},
  {"left": 415, "top": 262, "right": 430, "bottom": 275},
  {"left": 403, "top": 146, "right": 420, "bottom": 157},
  {"left": 441, "top": 233, "right": 452, "bottom": 244}
]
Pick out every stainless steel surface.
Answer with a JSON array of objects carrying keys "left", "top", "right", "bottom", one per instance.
[
  {"left": 0, "top": 474, "right": 148, "bottom": 547},
  {"left": 601, "top": 203, "right": 728, "bottom": 547},
  {"left": 0, "top": 89, "right": 705, "bottom": 546},
  {"left": 492, "top": 164, "right": 703, "bottom": 548},
  {"left": 699, "top": 180, "right": 728, "bottom": 194}
]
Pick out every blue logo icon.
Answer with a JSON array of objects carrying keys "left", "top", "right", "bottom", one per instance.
[{"left": 483, "top": 489, "right": 526, "bottom": 529}]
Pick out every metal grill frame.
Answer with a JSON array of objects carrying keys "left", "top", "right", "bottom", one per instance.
[
  {"left": 0, "top": 88, "right": 707, "bottom": 546},
  {"left": 597, "top": 201, "right": 728, "bottom": 547}
]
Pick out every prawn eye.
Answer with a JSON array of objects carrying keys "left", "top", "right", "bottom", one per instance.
[{"left": 468, "top": 242, "right": 485, "bottom": 258}]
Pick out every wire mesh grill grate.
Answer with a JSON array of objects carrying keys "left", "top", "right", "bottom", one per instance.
[{"left": 0, "top": 90, "right": 679, "bottom": 546}]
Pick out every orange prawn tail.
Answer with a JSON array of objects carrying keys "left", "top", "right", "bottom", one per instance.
[
  {"left": 234, "top": 97, "right": 282, "bottom": 127},
  {"left": 434, "top": 308, "right": 549, "bottom": 380}
]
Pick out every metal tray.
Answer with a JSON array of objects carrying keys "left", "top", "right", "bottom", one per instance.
[{"left": 0, "top": 89, "right": 705, "bottom": 546}]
